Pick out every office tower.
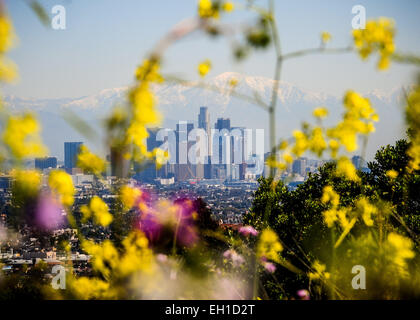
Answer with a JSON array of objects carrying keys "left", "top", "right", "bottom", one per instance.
[
  {"left": 64, "top": 142, "right": 83, "bottom": 170},
  {"left": 215, "top": 118, "right": 230, "bottom": 131},
  {"left": 35, "top": 157, "right": 58, "bottom": 170},
  {"left": 213, "top": 118, "right": 231, "bottom": 179},
  {"left": 176, "top": 122, "right": 195, "bottom": 181},
  {"left": 198, "top": 107, "right": 210, "bottom": 179},
  {"left": 351, "top": 155, "right": 365, "bottom": 170},
  {"left": 198, "top": 106, "right": 210, "bottom": 133},
  {"left": 292, "top": 157, "right": 307, "bottom": 176}
]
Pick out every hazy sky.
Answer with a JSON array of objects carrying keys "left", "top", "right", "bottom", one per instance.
[{"left": 3, "top": 0, "right": 420, "bottom": 100}]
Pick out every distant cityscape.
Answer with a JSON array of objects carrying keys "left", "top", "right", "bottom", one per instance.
[{"left": 1, "top": 106, "right": 368, "bottom": 193}]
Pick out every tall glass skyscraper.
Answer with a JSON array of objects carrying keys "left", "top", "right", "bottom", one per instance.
[{"left": 64, "top": 142, "right": 83, "bottom": 169}]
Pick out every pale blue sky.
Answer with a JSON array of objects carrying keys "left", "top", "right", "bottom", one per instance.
[{"left": 3, "top": 0, "right": 420, "bottom": 99}]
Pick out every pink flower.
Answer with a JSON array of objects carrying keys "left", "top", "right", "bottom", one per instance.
[
  {"left": 223, "top": 249, "right": 245, "bottom": 267},
  {"left": 35, "top": 193, "right": 65, "bottom": 231},
  {"left": 262, "top": 261, "right": 276, "bottom": 273},
  {"left": 137, "top": 197, "right": 198, "bottom": 247},
  {"left": 238, "top": 225, "right": 258, "bottom": 237},
  {"left": 297, "top": 289, "right": 310, "bottom": 300}
]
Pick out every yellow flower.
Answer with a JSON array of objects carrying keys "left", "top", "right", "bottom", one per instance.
[
  {"left": 12, "top": 169, "right": 41, "bottom": 197},
  {"left": 3, "top": 113, "right": 47, "bottom": 160},
  {"left": 353, "top": 18, "right": 395, "bottom": 70},
  {"left": 0, "top": 15, "right": 15, "bottom": 54},
  {"left": 323, "top": 208, "right": 338, "bottom": 228},
  {"left": 198, "top": 59, "right": 212, "bottom": 78},
  {"left": 153, "top": 147, "right": 169, "bottom": 168},
  {"left": 222, "top": 1, "right": 234, "bottom": 12},
  {"left": 198, "top": 0, "right": 219, "bottom": 19},
  {"left": 313, "top": 107, "right": 329, "bottom": 118},
  {"left": 321, "top": 185, "right": 340, "bottom": 207},
  {"left": 0, "top": 58, "right": 17, "bottom": 82},
  {"left": 257, "top": 229, "right": 283, "bottom": 263},
  {"left": 336, "top": 156, "right": 360, "bottom": 182},
  {"left": 77, "top": 145, "right": 106, "bottom": 176},
  {"left": 282, "top": 153, "right": 293, "bottom": 164},
  {"left": 356, "top": 197, "right": 377, "bottom": 226},
  {"left": 385, "top": 233, "right": 415, "bottom": 277},
  {"left": 327, "top": 91, "right": 376, "bottom": 153},
  {"left": 120, "top": 185, "right": 142, "bottom": 211},
  {"left": 291, "top": 130, "right": 309, "bottom": 157},
  {"left": 82, "top": 239, "right": 119, "bottom": 279},
  {"left": 48, "top": 170, "right": 75, "bottom": 206},
  {"left": 328, "top": 139, "right": 340, "bottom": 159},
  {"left": 321, "top": 32, "right": 332, "bottom": 44},
  {"left": 229, "top": 78, "right": 238, "bottom": 87},
  {"left": 125, "top": 59, "right": 163, "bottom": 161},
  {"left": 81, "top": 196, "right": 113, "bottom": 227},
  {"left": 309, "top": 261, "right": 330, "bottom": 280},
  {"left": 135, "top": 59, "right": 164, "bottom": 83},
  {"left": 405, "top": 85, "right": 420, "bottom": 171},
  {"left": 67, "top": 277, "right": 115, "bottom": 300},
  {"left": 309, "top": 127, "right": 327, "bottom": 157},
  {"left": 386, "top": 169, "right": 398, "bottom": 180}
]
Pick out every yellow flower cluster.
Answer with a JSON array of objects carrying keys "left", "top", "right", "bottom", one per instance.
[
  {"left": 321, "top": 32, "right": 332, "bottom": 44},
  {"left": 153, "top": 147, "right": 170, "bottom": 169},
  {"left": 48, "top": 170, "right": 75, "bottom": 207},
  {"left": 126, "top": 59, "right": 163, "bottom": 161},
  {"left": 81, "top": 196, "right": 113, "bottom": 227},
  {"left": 405, "top": 84, "right": 420, "bottom": 171},
  {"left": 77, "top": 145, "right": 106, "bottom": 176},
  {"left": 321, "top": 185, "right": 340, "bottom": 207},
  {"left": 313, "top": 107, "right": 328, "bottom": 118},
  {"left": 81, "top": 231, "right": 153, "bottom": 282},
  {"left": 386, "top": 169, "right": 398, "bottom": 180},
  {"left": 385, "top": 232, "right": 415, "bottom": 277},
  {"left": 355, "top": 197, "right": 377, "bottom": 227},
  {"left": 12, "top": 169, "right": 41, "bottom": 197},
  {"left": 321, "top": 185, "right": 347, "bottom": 228},
  {"left": 327, "top": 91, "right": 378, "bottom": 153},
  {"left": 0, "top": 15, "right": 17, "bottom": 82},
  {"left": 257, "top": 229, "right": 283, "bottom": 263},
  {"left": 198, "top": 0, "right": 234, "bottom": 19},
  {"left": 119, "top": 185, "right": 142, "bottom": 211},
  {"left": 336, "top": 157, "right": 360, "bottom": 182},
  {"left": 67, "top": 277, "right": 115, "bottom": 300},
  {"left": 353, "top": 18, "right": 395, "bottom": 70},
  {"left": 3, "top": 113, "right": 47, "bottom": 160},
  {"left": 309, "top": 261, "right": 330, "bottom": 281},
  {"left": 198, "top": 59, "right": 212, "bottom": 78}
]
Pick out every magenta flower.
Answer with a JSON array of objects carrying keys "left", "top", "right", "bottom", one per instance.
[
  {"left": 238, "top": 225, "right": 258, "bottom": 237},
  {"left": 136, "top": 197, "right": 198, "bottom": 247},
  {"left": 35, "top": 193, "right": 65, "bottom": 231},
  {"left": 297, "top": 289, "right": 310, "bottom": 300},
  {"left": 173, "top": 198, "right": 199, "bottom": 246},
  {"left": 262, "top": 261, "right": 276, "bottom": 273}
]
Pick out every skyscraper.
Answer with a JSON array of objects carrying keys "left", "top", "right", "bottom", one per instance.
[
  {"left": 198, "top": 106, "right": 210, "bottom": 133},
  {"left": 35, "top": 157, "right": 57, "bottom": 170},
  {"left": 64, "top": 142, "right": 83, "bottom": 170},
  {"left": 213, "top": 118, "right": 231, "bottom": 179},
  {"left": 198, "top": 107, "right": 210, "bottom": 179},
  {"left": 351, "top": 155, "right": 365, "bottom": 170},
  {"left": 176, "top": 122, "right": 195, "bottom": 181},
  {"left": 292, "top": 157, "right": 307, "bottom": 176}
]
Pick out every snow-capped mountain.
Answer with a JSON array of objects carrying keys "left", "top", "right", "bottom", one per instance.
[{"left": 2, "top": 72, "right": 406, "bottom": 160}]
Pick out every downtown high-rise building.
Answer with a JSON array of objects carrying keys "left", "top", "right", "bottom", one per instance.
[
  {"left": 176, "top": 122, "right": 195, "bottom": 181},
  {"left": 35, "top": 157, "right": 57, "bottom": 170},
  {"left": 198, "top": 107, "right": 210, "bottom": 179},
  {"left": 64, "top": 142, "right": 83, "bottom": 171}
]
